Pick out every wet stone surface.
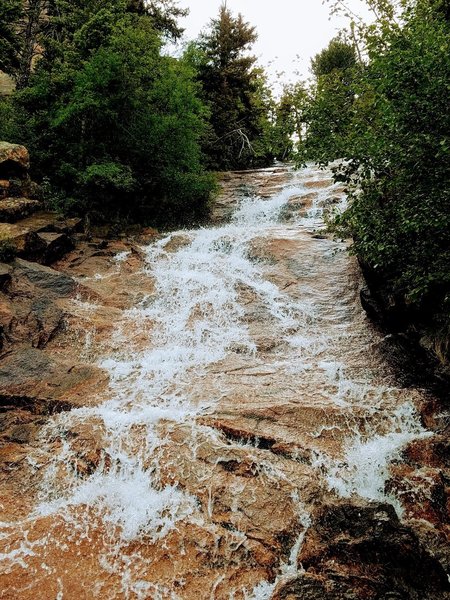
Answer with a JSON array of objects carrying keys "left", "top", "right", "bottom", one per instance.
[{"left": 0, "top": 165, "right": 448, "bottom": 599}]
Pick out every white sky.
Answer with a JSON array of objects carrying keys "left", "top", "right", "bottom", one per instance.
[{"left": 178, "top": 1, "right": 372, "bottom": 87}]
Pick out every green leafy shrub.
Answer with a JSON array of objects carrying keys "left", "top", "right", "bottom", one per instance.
[
  {"left": 335, "top": 1, "right": 450, "bottom": 311},
  {"left": 4, "top": 1, "right": 216, "bottom": 227},
  {"left": 301, "top": 0, "right": 450, "bottom": 359}
]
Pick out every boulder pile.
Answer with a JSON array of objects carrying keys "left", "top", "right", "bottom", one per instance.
[{"left": 0, "top": 141, "right": 81, "bottom": 264}]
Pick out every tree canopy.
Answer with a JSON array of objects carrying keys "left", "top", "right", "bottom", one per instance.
[
  {"left": 192, "top": 5, "right": 274, "bottom": 170},
  {"left": 311, "top": 38, "right": 357, "bottom": 78},
  {"left": 0, "top": 0, "right": 216, "bottom": 225}
]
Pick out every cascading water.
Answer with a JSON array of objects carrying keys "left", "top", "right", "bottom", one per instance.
[{"left": 0, "top": 165, "right": 446, "bottom": 599}]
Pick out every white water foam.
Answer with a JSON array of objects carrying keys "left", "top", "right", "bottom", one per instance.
[
  {"left": 1, "top": 165, "right": 435, "bottom": 598},
  {"left": 322, "top": 402, "right": 433, "bottom": 510},
  {"left": 32, "top": 181, "right": 310, "bottom": 545}
]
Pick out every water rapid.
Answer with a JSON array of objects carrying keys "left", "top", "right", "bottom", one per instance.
[{"left": 0, "top": 165, "right": 446, "bottom": 600}]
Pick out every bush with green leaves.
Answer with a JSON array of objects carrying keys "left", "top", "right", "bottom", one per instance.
[
  {"left": 2, "top": 0, "right": 216, "bottom": 226},
  {"left": 338, "top": 1, "right": 449, "bottom": 300},
  {"left": 305, "top": 0, "right": 450, "bottom": 354}
]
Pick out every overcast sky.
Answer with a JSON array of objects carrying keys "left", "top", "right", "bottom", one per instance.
[{"left": 178, "top": 1, "right": 371, "bottom": 86}]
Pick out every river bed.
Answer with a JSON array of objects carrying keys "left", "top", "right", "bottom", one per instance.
[{"left": 1, "top": 165, "right": 448, "bottom": 599}]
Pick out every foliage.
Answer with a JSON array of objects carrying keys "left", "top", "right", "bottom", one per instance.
[
  {"left": 0, "top": 97, "right": 18, "bottom": 141},
  {"left": 137, "top": 0, "right": 188, "bottom": 39},
  {"left": 0, "top": 0, "right": 52, "bottom": 89},
  {"left": 270, "top": 83, "right": 308, "bottom": 161},
  {"left": 300, "top": 38, "right": 359, "bottom": 163},
  {"left": 310, "top": 0, "right": 450, "bottom": 335},
  {"left": 2, "top": 1, "right": 216, "bottom": 226},
  {"left": 0, "top": 0, "right": 22, "bottom": 76},
  {"left": 311, "top": 37, "right": 357, "bottom": 78},
  {"left": 192, "top": 5, "right": 275, "bottom": 170}
]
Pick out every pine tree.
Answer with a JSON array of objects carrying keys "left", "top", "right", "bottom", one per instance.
[{"left": 194, "top": 4, "right": 272, "bottom": 170}]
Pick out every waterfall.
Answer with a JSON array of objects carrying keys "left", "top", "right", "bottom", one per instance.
[{"left": 0, "top": 165, "right": 441, "bottom": 600}]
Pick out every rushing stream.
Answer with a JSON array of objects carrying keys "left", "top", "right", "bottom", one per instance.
[{"left": 1, "top": 165, "right": 448, "bottom": 599}]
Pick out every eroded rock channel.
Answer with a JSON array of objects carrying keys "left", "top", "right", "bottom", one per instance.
[{"left": 0, "top": 165, "right": 449, "bottom": 599}]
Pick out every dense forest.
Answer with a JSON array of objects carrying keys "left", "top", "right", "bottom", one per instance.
[{"left": 0, "top": 0, "right": 449, "bottom": 356}]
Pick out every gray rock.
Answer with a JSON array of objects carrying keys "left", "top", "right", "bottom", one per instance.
[
  {"left": 13, "top": 258, "right": 76, "bottom": 296},
  {"left": 29, "top": 295, "right": 65, "bottom": 348},
  {"left": 7, "top": 423, "right": 36, "bottom": 444}
]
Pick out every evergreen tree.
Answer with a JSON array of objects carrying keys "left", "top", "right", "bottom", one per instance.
[
  {"left": 0, "top": 0, "right": 53, "bottom": 89},
  {"left": 16, "top": 0, "right": 51, "bottom": 89},
  {"left": 141, "top": 0, "right": 188, "bottom": 39},
  {"left": 0, "top": 0, "right": 23, "bottom": 76},
  {"left": 194, "top": 4, "right": 273, "bottom": 170}
]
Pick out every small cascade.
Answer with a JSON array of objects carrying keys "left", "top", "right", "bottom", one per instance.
[{"left": 0, "top": 165, "right": 447, "bottom": 600}]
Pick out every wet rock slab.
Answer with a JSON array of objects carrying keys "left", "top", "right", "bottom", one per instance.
[
  {"left": 0, "top": 165, "right": 449, "bottom": 600},
  {"left": 158, "top": 422, "right": 319, "bottom": 559},
  {"left": 0, "top": 259, "right": 78, "bottom": 352},
  {"left": 273, "top": 501, "right": 450, "bottom": 600},
  {"left": 0, "top": 347, "right": 106, "bottom": 412}
]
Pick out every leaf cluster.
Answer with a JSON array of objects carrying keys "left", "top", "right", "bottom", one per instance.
[
  {"left": 304, "top": 0, "right": 450, "bottom": 341},
  {"left": 0, "top": 0, "right": 216, "bottom": 226}
]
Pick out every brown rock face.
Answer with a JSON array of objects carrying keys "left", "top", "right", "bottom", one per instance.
[
  {"left": 0, "top": 260, "right": 72, "bottom": 352},
  {"left": 0, "top": 347, "right": 106, "bottom": 412},
  {"left": 0, "top": 143, "right": 81, "bottom": 265},
  {"left": 36, "top": 231, "right": 74, "bottom": 264},
  {"left": 0, "top": 213, "right": 82, "bottom": 262},
  {"left": 0, "top": 142, "right": 30, "bottom": 178},
  {"left": 404, "top": 435, "right": 450, "bottom": 469},
  {"left": 0, "top": 197, "right": 41, "bottom": 222},
  {"left": 0, "top": 252, "right": 108, "bottom": 407},
  {"left": 0, "top": 143, "right": 34, "bottom": 215},
  {"left": 0, "top": 166, "right": 449, "bottom": 599}
]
